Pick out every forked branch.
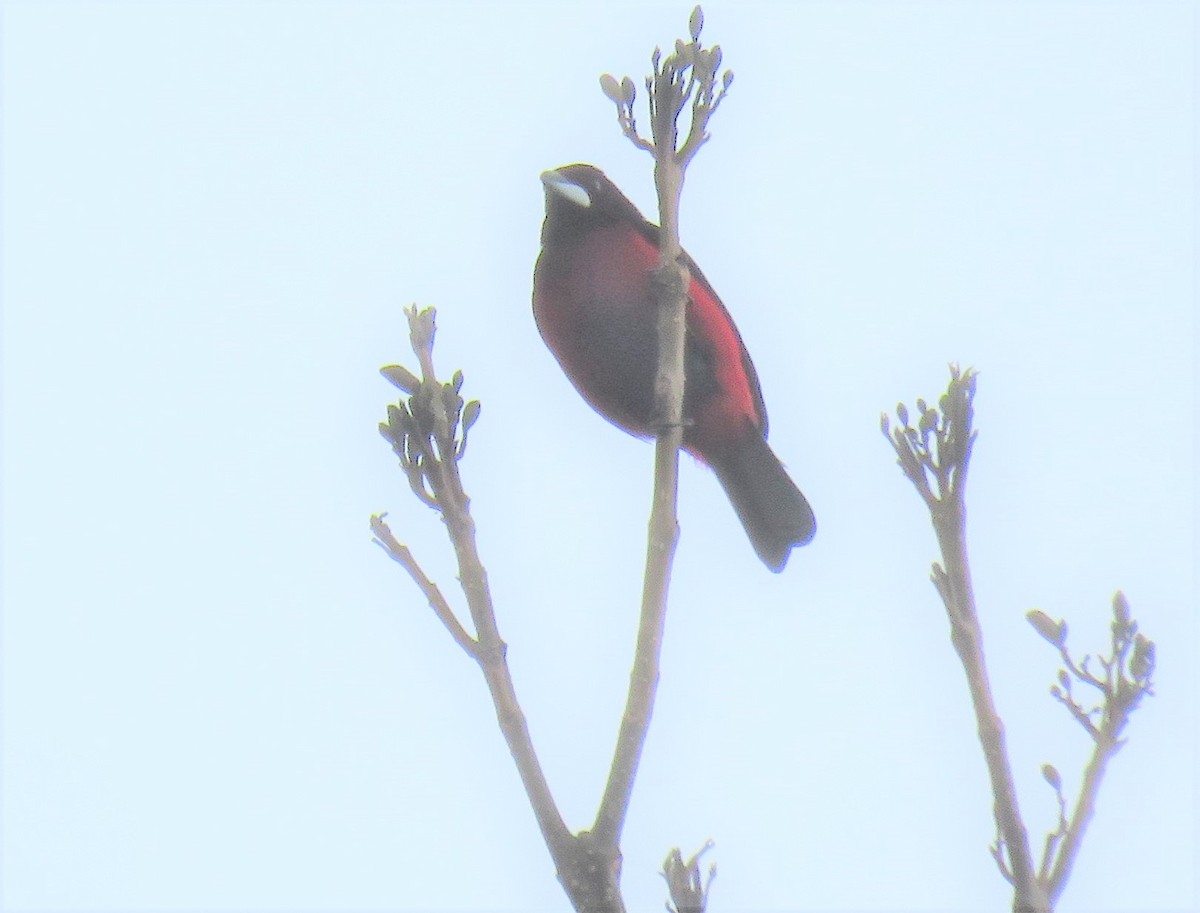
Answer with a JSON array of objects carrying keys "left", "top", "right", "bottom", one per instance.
[{"left": 884, "top": 367, "right": 1155, "bottom": 912}]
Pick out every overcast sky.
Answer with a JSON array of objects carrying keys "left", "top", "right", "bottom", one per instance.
[{"left": 3, "top": 2, "right": 1195, "bottom": 912}]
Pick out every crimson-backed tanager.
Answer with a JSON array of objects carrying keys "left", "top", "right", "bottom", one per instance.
[{"left": 532, "top": 163, "right": 816, "bottom": 572}]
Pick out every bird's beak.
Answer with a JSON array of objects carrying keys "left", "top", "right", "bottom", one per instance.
[{"left": 540, "top": 169, "right": 592, "bottom": 209}]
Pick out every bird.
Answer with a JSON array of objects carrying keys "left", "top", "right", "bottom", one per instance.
[{"left": 532, "top": 163, "right": 815, "bottom": 572}]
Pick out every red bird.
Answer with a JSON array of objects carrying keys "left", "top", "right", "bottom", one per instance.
[{"left": 532, "top": 163, "right": 816, "bottom": 571}]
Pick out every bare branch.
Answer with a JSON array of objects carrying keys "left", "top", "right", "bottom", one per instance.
[
  {"left": 1033, "top": 593, "right": 1156, "bottom": 905},
  {"left": 370, "top": 513, "right": 478, "bottom": 659},
  {"left": 376, "top": 307, "right": 578, "bottom": 902},
  {"left": 592, "top": 6, "right": 730, "bottom": 858},
  {"left": 886, "top": 366, "right": 1048, "bottom": 913}
]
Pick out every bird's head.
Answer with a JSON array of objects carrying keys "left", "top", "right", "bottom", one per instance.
[{"left": 539, "top": 164, "right": 647, "bottom": 243}]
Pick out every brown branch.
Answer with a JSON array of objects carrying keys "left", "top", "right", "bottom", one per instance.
[
  {"left": 1046, "top": 724, "right": 1120, "bottom": 903},
  {"left": 370, "top": 514, "right": 477, "bottom": 659},
  {"left": 378, "top": 307, "right": 577, "bottom": 900},
  {"left": 932, "top": 506, "right": 1045, "bottom": 913},
  {"left": 592, "top": 139, "right": 687, "bottom": 852},
  {"left": 884, "top": 367, "right": 1049, "bottom": 913},
  {"left": 592, "top": 6, "right": 730, "bottom": 859},
  {"left": 1036, "top": 593, "right": 1155, "bottom": 905}
]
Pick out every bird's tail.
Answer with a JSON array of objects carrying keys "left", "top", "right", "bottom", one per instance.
[{"left": 709, "top": 432, "right": 816, "bottom": 572}]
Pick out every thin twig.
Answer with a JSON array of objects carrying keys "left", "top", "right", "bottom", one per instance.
[
  {"left": 592, "top": 8, "right": 730, "bottom": 856},
  {"left": 1046, "top": 716, "right": 1120, "bottom": 901},
  {"left": 933, "top": 513, "right": 1044, "bottom": 913},
  {"left": 1037, "top": 594, "right": 1155, "bottom": 905},
  {"left": 884, "top": 367, "right": 1049, "bottom": 913},
  {"left": 592, "top": 67, "right": 688, "bottom": 857},
  {"left": 1037, "top": 767, "right": 1069, "bottom": 883},
  {"left": 370, "top": 514, "right": 478, "bottom": 659},
  {"left": 378, "top": 307, "right": 575, "bottom": 895}
]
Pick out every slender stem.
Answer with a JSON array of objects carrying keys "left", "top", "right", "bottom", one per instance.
[
  {"left": 1037, "top": 782, "right": 1069, "bottom": 882},
  {"left": 593, "top": 20, "right": 729, "bottom": 862},
  {"left": 1047, "top": 708, "right": 1126, "bottom": 902},
  {"left": 370, "top": 515, "right": 478, "bottom": 659},
  {"left": 383, "top": 321, "right": 578, "bottom": 881},
  {"left": 420, "top": 383, "right": 573, "bottom": 861},
  {"left": 593, "top": 105, "right": 689, "bottom": 853},
  {"left": 375, "top": 477, "right": 575, "bottom": 885},
  {"left": 592, "top": 406, "right": 682, "bottom": 845},
  {"left": 932, "top": 502, "right": 1048, "bottom": 913}
]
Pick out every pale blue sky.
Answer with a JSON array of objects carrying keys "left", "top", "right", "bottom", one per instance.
[{"left": 2, "top": 2, "right": 1195, "bottom": 911}]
